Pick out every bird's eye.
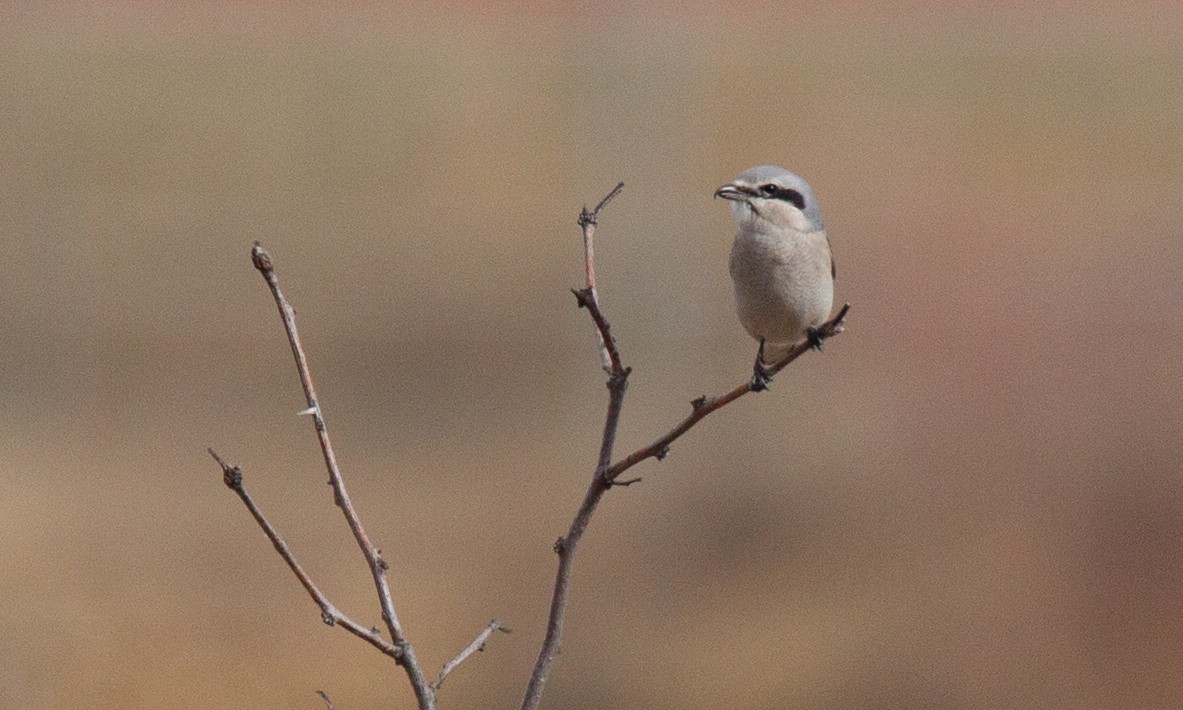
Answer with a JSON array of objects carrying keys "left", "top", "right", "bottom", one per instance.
[{"left": 760, "top": 184, "right": 779, "bottom": 196}]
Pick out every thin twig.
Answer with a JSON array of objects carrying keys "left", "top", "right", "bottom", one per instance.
[
  {"left": 207, "top": 449, "right": 402, "bottom": 661},
  {"left": 577, "top": 182, "right": 624, "bottom": 373},
  {"left": 432, "top": 619, "right": 507, "bottom": 690},
  {"left": 316, "top": 690, "right": 334, "bottom": 710},
  {"left": 605, "top": 304, "right": 850, "bottom": 481},
  {"left": 249, "top": 243, "right": 434, "bottom": 709}
]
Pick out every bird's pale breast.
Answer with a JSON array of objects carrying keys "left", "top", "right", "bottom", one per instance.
[{"left": 729, "top": 225, "right": 833, "bottom": 347}]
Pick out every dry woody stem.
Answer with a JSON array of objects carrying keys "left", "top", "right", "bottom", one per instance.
[
  {"left": 210, "top": 245, "right": 500, "bottom": 709},
  {"left": 212, "top": 192, "right": 844, "bottom": 710},
  {"left": 520, "top": 186, "right": 850, "bottom": 710},
  {"left": 207, "top": 448, "right": 403, "bottom": 659},
  {"left": 433, "top": 619, "right": 507, "bottom": 691},
  {"left": 248, "top": 244, "right": 434, "bottom": 707}
]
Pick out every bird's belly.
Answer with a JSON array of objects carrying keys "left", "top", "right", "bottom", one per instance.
[{"left": 730, "top": 234, "right": 833, "bottom": 344}]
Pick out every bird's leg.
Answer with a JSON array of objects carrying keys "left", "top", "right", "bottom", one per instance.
[{"left": 750, "top": 338, "right": 773, "bottom": 392}]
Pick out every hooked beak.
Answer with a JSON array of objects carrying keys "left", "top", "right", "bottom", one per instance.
[{"left": 714, "top": 183, "right": 754, "bottom": 201}]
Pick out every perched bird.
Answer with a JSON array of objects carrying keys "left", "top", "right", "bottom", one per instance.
[{"left": 715, "top": 165, "right": 835, "bottom": 388}]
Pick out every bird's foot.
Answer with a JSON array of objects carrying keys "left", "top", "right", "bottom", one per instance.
[{"left": 806, "top": 326, "right": 824, "bottom": 351}]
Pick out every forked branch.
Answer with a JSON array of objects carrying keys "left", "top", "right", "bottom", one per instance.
[
  {"left": 207, "top": 448, "right": 402, "bottom": 661},
  {"left": 520, "top": 186, "right": 850, "bottom": 710},
  {"left": 211, "top": 245, "right": 514, "bottom": 709},
  {"left": 247, "top": 243, "right": 434, "bottom": 706}
]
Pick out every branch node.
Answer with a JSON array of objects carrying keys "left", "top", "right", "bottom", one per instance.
[
  {"left": 207, "top": 448, "right": 243, "bottom": 489},
  {"left": 577, "top": 182, "right": 625, "bottom": 229},
  {"left": 393, "top": 641, "right": 410, "bottom": 661},
  {"left": 321, "top": 610, "right": 336, "bottom": 626},
  {"left": 610, "top": 477, "right": 642, "bottom": 487},
  {"left": 655, "top": 446, "right": 670, "bottom": 461},
  {"left": 690, "top": 395, "right": 707, "bottom": 410},
  {"left": 553, "top": 537, "right": 566, "bottom": 555},
  {"left": 607, "top": 368, "right": 630, "bottom": 389},
  {"left": 571, "top": 287, "right": 593, "bottom": 309}
]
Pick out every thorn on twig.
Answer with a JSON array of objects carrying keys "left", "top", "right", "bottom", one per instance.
[
  {"left": 371, "top": 626, "right": 382, "bottom": 636},
  {"left": 610, "top": 477, "right": 642, "bottom": 487}
]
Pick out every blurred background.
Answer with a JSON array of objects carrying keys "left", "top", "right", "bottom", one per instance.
[{"left": 2, "top": 2, "right": 1181, "bottom": 708}]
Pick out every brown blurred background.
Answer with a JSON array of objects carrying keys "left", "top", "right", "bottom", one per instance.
[{"left": 2, "top": 2, "right": 1181, "bottom": 708}]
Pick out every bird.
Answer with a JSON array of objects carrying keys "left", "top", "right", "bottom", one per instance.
[{"left": 715, "top": 165, "right": 835, "bottom": 389}]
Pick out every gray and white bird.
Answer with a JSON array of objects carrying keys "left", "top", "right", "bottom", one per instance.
[{"left": 715, "top": 165, "right": 835, "bottom": 387}]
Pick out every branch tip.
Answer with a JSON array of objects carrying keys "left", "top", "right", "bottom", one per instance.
[
  {"left": 316, "top": 689, "right": 334, "bottom": 710},
  {"left": 250, "top": 242, "right": 272, "bottom": 272},
  {"left": 208, "top": 448, "right": 243, "bottom": 488},
  {"left": 593, "top": 182, "right": 625, "bottom": 216}
]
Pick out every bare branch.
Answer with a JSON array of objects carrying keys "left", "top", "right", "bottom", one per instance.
[
  {"left": 605, "top": 304, "right": 851, "bottom": 481},
  {"left": 431, "top": 619, "right": 507, "bottom": 690},
  {"left": 576, "top": 182, "right": 624, "bottom": 373},
  {"left": 248, "top": 243, "right": 435, "bottom": 708},
  {"left": 571, "top": 288, "right": 626, "bottom": 377},
  {"left": 207, "top": 449, "right": 402, "bottom": 662},
  {"left": 521, "top": 185, "right": 633, "bottom": 710}
]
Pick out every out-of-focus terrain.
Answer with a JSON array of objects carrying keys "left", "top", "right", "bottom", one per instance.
[{"left": 2, "top": 3, "right": 1181, "bottom": 708}]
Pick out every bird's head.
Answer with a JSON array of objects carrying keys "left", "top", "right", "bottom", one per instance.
[{"left": 715, "top": 165, "right": 824, "bottom": 233}]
